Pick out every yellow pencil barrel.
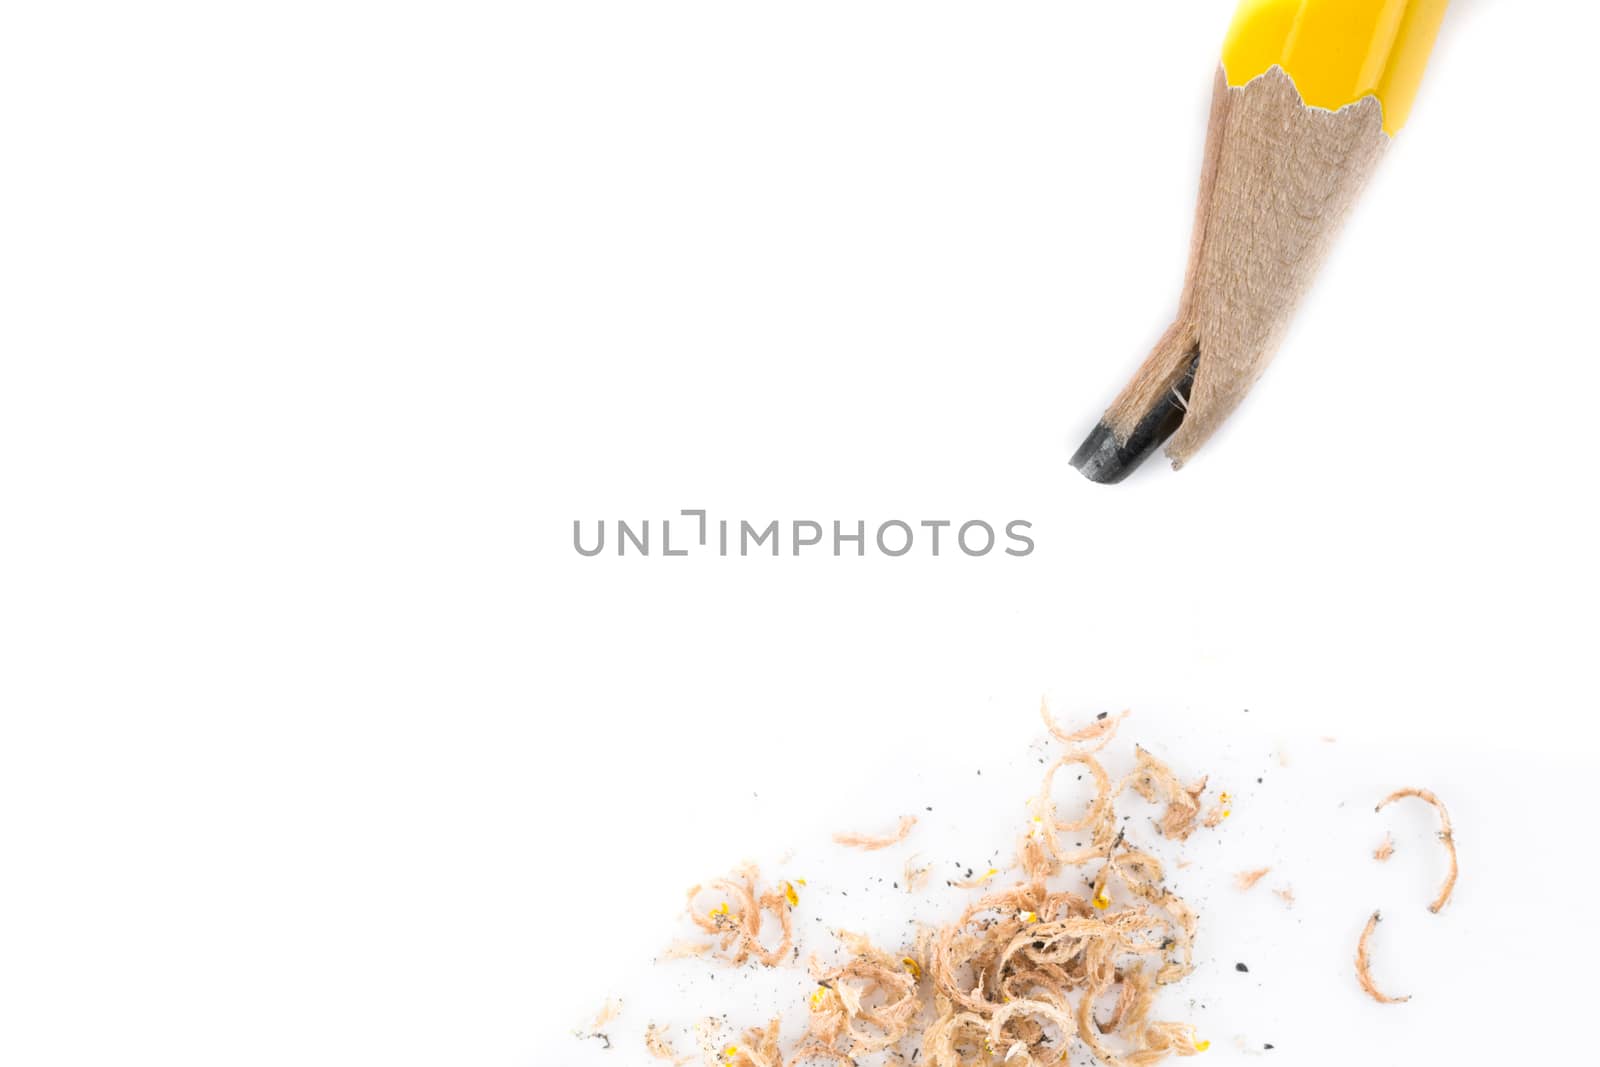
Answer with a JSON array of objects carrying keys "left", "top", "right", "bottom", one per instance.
[{"left": 1221, "top": 0, "right": 1450, "bottom": 134}]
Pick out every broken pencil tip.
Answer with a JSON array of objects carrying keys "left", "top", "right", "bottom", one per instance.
[{"left": 1070, "top": 365, "right": 1194, "bottom": 485}]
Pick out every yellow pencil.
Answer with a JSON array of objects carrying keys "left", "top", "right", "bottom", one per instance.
[{"left": 1072, "top": 0, "right": 1451, "bottom": 483}]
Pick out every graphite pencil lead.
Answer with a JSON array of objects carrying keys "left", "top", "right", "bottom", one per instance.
[{"left": 1071, "top": 353, "right": 1197, "bottom": 484}]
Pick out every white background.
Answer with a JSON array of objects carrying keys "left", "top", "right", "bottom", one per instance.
[{"left": 1, "top": 1, "right": 1595, "bottom": 1065}]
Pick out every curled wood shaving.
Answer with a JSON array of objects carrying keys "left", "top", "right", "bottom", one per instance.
[
  {"left": 1354, "top": 911, "right": 1410, "bottom": 1004},
  {"left": 924, "top": 1011, "right": 991, "bottom": 1067},
  {"left": 693, "top": 1018, "right": 725, "bottom": 1061},
  {"left": 1021, "top": 750, "right": 1118, "bottom": 877},
  {"left": 724, "top": 1017, "right": 785, "bottom": 1067},
  {"left": 1127, "top": 748, "right": 1208, "bottom": 842},
  {"left": 1040, "top": 701, "right": 1129, "bottom": 755},
  {"left": 1376, "top": 788, "right": 1456, "bottom": 913},
  {"left": 685, "top": 864, "right": 795, "bottom": 967},
  {"left": 1125, "top": 1022, "right": 1209, "bottom": 1065},
  {"left": 913, "top": 713, "right": 1210, "bottom": 1067},
  {"left": 806, "top": 931, "right": 920, "bottom": 1056},
  {"left": 903, "top": 854, "right": 931, "bottom": 893},
  {"left": 833, "top": 815, "right": 918, "bottom": 851},
  {"left": 668, "top": 711, "right": 1217, "bottom": 1067},
  {"left": 1233, "top": 868, "right": 1270, "bottom": 892},
  {"left": 1373, "top": 833, "right": 1395, "bottom": 862},
  {"left": 1098, "top": 963, "right": 1151, "bottom": 1036},
  {"left": 990, "top": 997, "right": 1079, "bottom": 1062}
]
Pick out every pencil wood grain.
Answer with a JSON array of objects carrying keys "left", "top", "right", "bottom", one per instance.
[{"left": 1103, "top": 65, "right": 1388, "bottom": 467}]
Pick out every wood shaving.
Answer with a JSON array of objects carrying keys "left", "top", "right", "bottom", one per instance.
[
  {"left": 693, "top": 1018, "right": 725, "bottom": 1060},
  {"left": 1272, "top": 887, "right": 1295, "bottom": 908},
  {"left": 917, "top": 713, "right": 1211, "bottom": 1066},
  {"left": 1040, "top": 701, "right": 1129, "bottom": 755},
  {"left": 1020, "top": 750, "right": 1118, "bottom": 876},
  {"left": 1127, "top": 747, "right": 1209, "bottom": 842},
  {"left": 786, "top": 1045, "right": 858, "bottom": 1065},
  {"left": 576, "top": 997, "right": 620, "bottom": 1049},
  {"left": 904, "top": 854, "right": 931, "bottom": 893},
  {"left": 723, "top": 1017, "right": 785, "bottom": 1067},
  {"left": 659, "top": 940, "right": 713, "bottom": 961},
  {"left": 806, "top": 930, "right": 920, "bottom": 1057},
  {"left": 665, "top": 712, "right": 1222, "bottom": 1067},
  {"left": 589, "top": 997, "right": 621, "bottom": 1030},
  {"left": 684, "top": 864, "right": 795, "bottom": 967},
  {"left": 1233, "top": 868, "right": 1270, "bottom": 891},
  {"left": 1354, "top": 910, "right": 1410, "bottom": 1004},
  {"left": 1375, "top": 788, "right": 1456, "bottom": 913},
  {"left": 833, "top": 815, "right": 918, "bottom": 851},
  {"left": 1373, "top": 833, "right": 1395, "bottom": 862}
]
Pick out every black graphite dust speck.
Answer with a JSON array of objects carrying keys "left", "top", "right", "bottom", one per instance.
[{"left": 1235, "top": 962, "right": 1249, "bottom": 973}]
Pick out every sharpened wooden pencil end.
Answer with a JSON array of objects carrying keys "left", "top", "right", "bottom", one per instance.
[
  {"left": 1072, "top": 352, "right": 1196, "bottom": 485},
  {"left": 1071, "top": 424, "right": 1146, "bottom": 485},
  {"left": 1070, "top": 404, "right": 1183, "bottom": 486},
  {"left": 1076, "top": 61, "right": 1390, "bottom": 481}
]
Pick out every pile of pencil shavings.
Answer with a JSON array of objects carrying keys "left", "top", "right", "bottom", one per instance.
[{"left": 647, "top": 707, "right": 1228, "bottom": 1067}]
